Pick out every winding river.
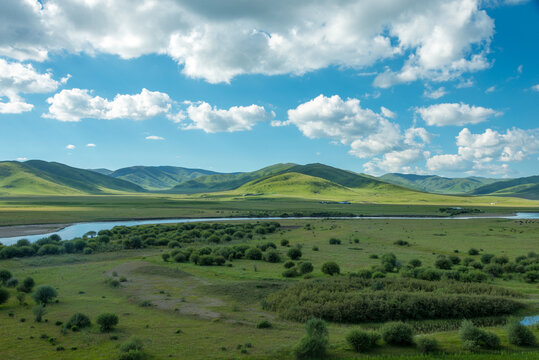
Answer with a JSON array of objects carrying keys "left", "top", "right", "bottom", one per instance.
[{"left": 0, "top": 212, "right": 537, "bottom": 246}]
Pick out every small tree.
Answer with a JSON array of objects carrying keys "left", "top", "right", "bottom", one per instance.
[
  {"left": 264, "top": 250, "right": 281, "bottom": 263},
  {"left": 0, "top": 287, "right": 9, "bottom": 305},
  {"left": 321, "top": 262, "right": 340, "bottom": 276},
  {"left": 97, "top": 313, "right": 119, "bottom": 332},
  {"left": 381, "top": 322, "right": 414, "bottom": 346},
  {"left": 66, "top": 313, "right": 91, "bottom": 330},
  {"left": 161, "top": 253, "right": 171, "bottom": 262},
  {"left": 32, "top": 285, "right": 58, "bottom": 305},
  {"left": 16, "top": 292, "right": 25, "bottom": 305},
  {"left": 294, "top": 318, "right": 329, "bottom": 360},
  {"left": 18, "top": 277, "right": 35, "bottom": 293},
  {"left": 287, "top": 248, "right": 302, "bottom": 260},
  {"left": 245, "top": 248, "right": 263, "bottom": 260},
  {"left": 416, "top": 337, "right": 438, "bottom": 353},
  {"left": 299, "top": 262, "right": 314, "bottom": 275},
  {"left": 0, "top": 269, "right": 12, "bottom": 285},
  {"left": 33, "top": 304, "right": 46, "bottom": 322},
  {"left": 346, "top": 330, "right": 380, "bottom": 352},
  {"left": 506, "top": 320, "right": 536, "bottom": 346}
]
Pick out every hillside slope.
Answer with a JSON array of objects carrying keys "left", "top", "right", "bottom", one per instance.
[
  {"left": 237, "top": 172, "right": 358, "bottom": 197},
  {"left": 109, "top": 166, "right": 220, "bottom": 190},
  {"left": 169, "top": 163, "right": 296, "bottom": 194},
  {"left": 380, "top": 173, "right": 499, "bottom": 194},
  {"left": 0, "top": 160, "right": 145, "bottom": 195},
  {"left": 471, "top": 176, "right": 539, "bottom": 200},
  {"left": 282, "top": 163, "right": 387, "bottom": 188}
]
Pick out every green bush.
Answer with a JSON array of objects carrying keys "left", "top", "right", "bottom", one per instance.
[
  {"left": 282, "top": 268, "right": 299, "bottom": 278},
  {"left": 468, "top": 248, "right": 480, "bottom": 256},
  {"left": 18, "top": 277, "right": 35, "bottom": 293},
  {"left": 264, "top": 250, "right": 281, "bottom": 263},
  {"left": 6, "top": 278, "right": 18, "bottom": 288},
  {"left": 118, "top": 337, "right": 145, "bottom": 360},
  {"left": 506, "top": 320, "right": 536, "bottom": 346},
  {"left": 416, "top": 337, "right": 438, "bottom": 353},
  {"left": 33, "top": 304, "right": 46, "bottom": 322},
  {"left": 287, "top": 248, "right": 302, "bottom": 260},
  {"left": 245, "top": 248, "right": 263, "bottom": 260},
  {"left": 381, "top": 322, "right": 414, "bottom": 346},
  {"left": 294, "top": 319, "right": 328, "bottom": 360},
  {"left": 321, "top": 262, "right": 340, "bottom": 276},
  {"left": 0, "top": 269, "right": 12, "bottom": 285},
  {"left": 356, "top": 270, "right": 372, "bottom": 279},
  {"left": 256, "top": 320, "right": 272, "bottom": 329},
  {"left": 299, "top": 262, "right": 314, "bottom": 275},
  {"left": 459, "top": 320, "right": 500, "bottom": 349},
  {"left": 481, "top": 254, "right": 495, "bottom": 264},
  {"left": 409, "top": 259, "right": 422, "bottom": 268},
  {"left": 280, "top": 239, "right": 289, "bottom": 246},
  {"left": 32, "top": 285, "right": 58, "bottom": 305},
  {"left": 346, "top": 330, "right": 380, "bottom": 352},
  {"left": 284, "top": 261, "right": 295, "bottom": 269},
  {"left": 66, "top": 313, "right": 91, "bottom": 330},
  {"left": 329, "top": 238, "right": 341, "bottom": 245},
  {"left": 0, "top": 287, "right": 10, "bottom": 305},
  {"left": 161, "top": 253, "right": 170, "bottom": 262},
  {"left": 97, "top": 313, "right": 119, "bottom": 332}
]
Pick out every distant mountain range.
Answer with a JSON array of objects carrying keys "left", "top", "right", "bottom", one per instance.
[{"left": 1, "top": 160, "right": 538, "bottom": 200}]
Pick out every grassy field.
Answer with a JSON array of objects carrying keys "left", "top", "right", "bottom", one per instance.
[
  {"left": 0, "top": 218, "right": 537, "bottom": 359},
  {"left": 0, "top": 193, "right": 538, "bottom": 227}
]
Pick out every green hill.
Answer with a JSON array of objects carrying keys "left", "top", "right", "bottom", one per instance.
[
  {"left": 471, "top": 176, "right": 539, "bottom": 200},
  {"left": 282, "top": 163, "right": 386, "bottom": 188},
  {"left": 109, "top": 166, "right": 221, "bottom": 190},
  {"left": 380, "top": 173, "right": 499, "bottom": 194},
  {"left": 236, "top": 172, "right": 358, "bottom": 197},
  {"left": 0, "top": 160, "right": 145, "bottom": 195},
  {"left": 88, "top": 168, "right": 113, "bottom": 176},
  {"left": 169, "top": 163, "right": 296, "bottom": 194}
]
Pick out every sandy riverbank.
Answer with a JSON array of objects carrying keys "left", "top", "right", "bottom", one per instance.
[{"left": 0, "top": 224, "right": 68, "bottom": 239}]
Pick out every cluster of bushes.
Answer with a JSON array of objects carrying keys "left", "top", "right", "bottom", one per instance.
[
  {"left": 457, "top": 319, "right": 535, "bottom": 351},
  {"left": 0, "top": 222, "right": 282, "bottom": 260},
  {"left": 162, "top": 242, "right": 284, "bottom": 267},
  {"left": 0, "top": 269, "right": 37, "bottom": 306},
  {"left": 264, "top": 277, "right": 524, "bottom": 323},
  {"left": 63, "top": 312, "right": 119, "bottom": 333},
  {"left": 282, "top": 261, "right": 313, "bottom": 278}
]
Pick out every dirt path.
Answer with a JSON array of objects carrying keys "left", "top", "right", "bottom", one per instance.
[{"left": 108, "top": 261, "right": 226, "bottom": 320}]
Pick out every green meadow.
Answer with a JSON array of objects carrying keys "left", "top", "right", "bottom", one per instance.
[{"left": 0, "top": 218, "right": 538, "bottom": 359}]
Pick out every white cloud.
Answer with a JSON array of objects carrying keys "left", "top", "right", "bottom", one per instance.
[
  {"left": 416, "top": 103, "right": 501, "bottom": 126},
  {"left": 285, "top": 94, "right": 432, "bottom": 172},
  {"left": 0, "top": 0, "right": 496, "bottom": 85},
  {"left": 531, "top": 84, "right": 539, "bottom": 92},
  {"left": 86, "top": 143, "right": 96, "bottom": 147},
  {"left": 0, "top": 58, "right": 60, "bottom": 114},
  {"left": 145, "top": 135, "right": 164, "bottom": 140},
  {"left": 426, "top": 127, "right": 539, "bottom": 174},
  {"left": 44, "top": 88, "right": 172, "bottom": 122},
  {"left": 65, "top": 144, "right": 75, "bottom": 150},
  {"left": 183, "top": 102, "right": 274, "bottom": 133},
  {"left": 485, "top": 85, "right": 496, "bottom": 93},
  {"left": 423, "top": 87, "right": 447, "bottom": 99},
  {"left": 380, "top": 106, "right": 396, "bottom": 119},
  {"left": 16, "top": 157, "right": 28, "bottom": 162}
]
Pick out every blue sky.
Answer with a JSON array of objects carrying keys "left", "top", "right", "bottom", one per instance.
[{"left": 0, "top": 0, "right": 538, "bottom": 177}]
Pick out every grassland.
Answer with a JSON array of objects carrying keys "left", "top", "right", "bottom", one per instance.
[{"left": 0, "top": 218, "right": 537, "bottom": 359}]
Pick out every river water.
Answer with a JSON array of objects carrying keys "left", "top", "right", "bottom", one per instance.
[{"left": 0, "top": 212, "right": 538, "bottom": 246}]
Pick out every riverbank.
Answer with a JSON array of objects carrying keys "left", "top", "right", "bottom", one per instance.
[{"left": 0, "top": 223, "right": 68, "bottom": 239}]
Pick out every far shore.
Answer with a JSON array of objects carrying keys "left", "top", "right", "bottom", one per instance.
[{"left": 0, "top": 223, "right": 68, "bottom": 239}]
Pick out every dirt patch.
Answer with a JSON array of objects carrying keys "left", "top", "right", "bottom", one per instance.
[
  {"left": 0, "top": 223, "right": 68, "bottom": 238},
  {"left": 108, "top": 261, "right": 225, "bottom": 319}
]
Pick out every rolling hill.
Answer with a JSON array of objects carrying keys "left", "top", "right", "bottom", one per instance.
[
  {"left": 0, "top": 160, "right": 145, "bottom": 195},
  {"left": 108, "top": 166, "right": 221, "bottom": 190},
  {"left": 168, "top": 163, "right": 296, "bottom": 194},
  {"left": 237, "top": 172, "right": 358, "bottom": 197},
  {"left": 471, "top": 176, "right": 539, "bottom": 200},
  {"left": 283, "top": 163, "right": 387, "bottom": 188},
  {"left": 380, "top": 173, "right": 499, "bottom": 194}
]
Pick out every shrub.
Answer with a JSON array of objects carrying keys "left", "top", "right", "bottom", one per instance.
[
  {"left": 329, "top": 238, "right": 341, "bottom": 245},
  {"left": 33, "top": 304, "right": 46, "bottom": 322},
  {"left": 468, "top": 248, "right": 479, "bottom": 256},
  {"left": 6, "top": 278, "right": 18, "bottom": 288},
  {"left": 256, "top": 320, "right": 272, "bottom": 329},
  {"left": 173, "top": 253, "right": 187, "bottom": 263},
  {"left": 312, "top": 246, "right": 319, "bottom": 251},
  {"left": 110, "top": 279, "right": 121, "bottom": 288},
  {"left": 66, "top": 313, "right": 91, "bottom": 330},
  {"left": 435, "top": 256, "right": 453, "bottom": 270},
  {"left": 299, "top": 262, "right": 314, "bottom": 275},
  {"left": 321, "top": 262, "right": 340, "bottom": 276},
  {"left": 416, "top": 337, "right": 438, "bottom": 353},
  {"left": 356, "top": 270, "right": 372, "bottom": 279},
  {"left": 118, "top": 337, "right": 145, "bottom": 360},
  {"left": 264, "top": 250, "right": 281, "bottom": 263},
  {"left": 287, "top": 248, "right": 302, "bottom": 260},
  {"left": 19, "top": 277, "right": 35, "bottom": 293},
  {"left": 282, "top": 268, "right": 299, "bottom": 278},
  {"left": 523, "top": 271, "right": 538, "bottom": 283},
  {"left": 481, "top": 254, "right": 495, "bottom": 264},
  {"left": 0, "top": 287, "right": 10, "bottom": 305},
  {"left": 493, "top": 255, "right": 509, "bottom": 265},
  {"left": 346, "top": 330, "right": 380, "bottom": 352},
  {"left": 0, "top": 269, "right": 12, "bottom": 285},
  {"left": 294, "top": 319, "right": 328, "bottom": 360},
  {"left": 459, "top": 320, "right": 500, "bottom": 349},
  {"left": 245, "top": 248, "right": 263, "bottom": 260},
  {"left": 381, "top": 253, "right": 397, "bottom": 272},
  {"left": 409, "top": 259, "right": 422, "bottom": 268},
  {"left": 198, "top": 255, "right": 214, "bottom": 266},
  {"left": 161, "top": 253, "right": 170, "bottom": 262},
  {"left": 372, "top": 271, "right": 385, "bottom": 279},
  {"left": 280, "top": 239, "right": 289, "bottom": 246},
  {"left": 381, "top": 322, "right": 414, "bottom": 346},
  {"left": 506, "top": 320, "right": 536, "bottom": 346},
  {"left": 32, "top": 285, "right": 58, "bottom": 305},
  {"left": 279, "top": 262, "right": 293, "bottom": 271},
  {"left": 449, "top": 255, "right": 461, "bottom": 265},
  {"left": 97, "top": 313, "right": 119, "bottom": 332},
  {"left": 484, "top": 264, "right": 503, "bottom": 277}
]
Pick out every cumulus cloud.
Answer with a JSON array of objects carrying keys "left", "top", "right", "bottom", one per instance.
[
  {"left": 16, "top": 157, "right": 28, "bottom": 162},
  {"left": 0, "top": 58, "right": 60, "bottom": 113},
  {"left": 380, "top": 106, "right": 396, "bottom": 119},
  {"left": 65, "top": 144, "right": 75, "bottom": 150},
  {"left": 145, "top": 135, "right": 164, "bottom": 140},
  {"left": 86, "top": 143, "right": 96, "bottom": 147},
  {"left": 531, "top": 84, "right": 539, "bottom": 92},
  {"left": 43, "top": 88, "right": 172, "bottom": 122},
  {"left": 423, "top": 87, "right": 447, "bottom": 99},
  {"left": 284, "top": 94, "right": 431, "bottom": 173},
  {"left": 183, "top": 102, "right": 274, "bottom": 133},
  {"left": 426, "top": 127, "right": 539, "bottom": 174},
  {"left": 0, "top": 0, "right": 499, "bottom": 85},
  {"left": 364, "top": 149, "right": 430, "bottom": 174},
  {"left": 416, "top": 103, "right": 501, "bottom": 126}
]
